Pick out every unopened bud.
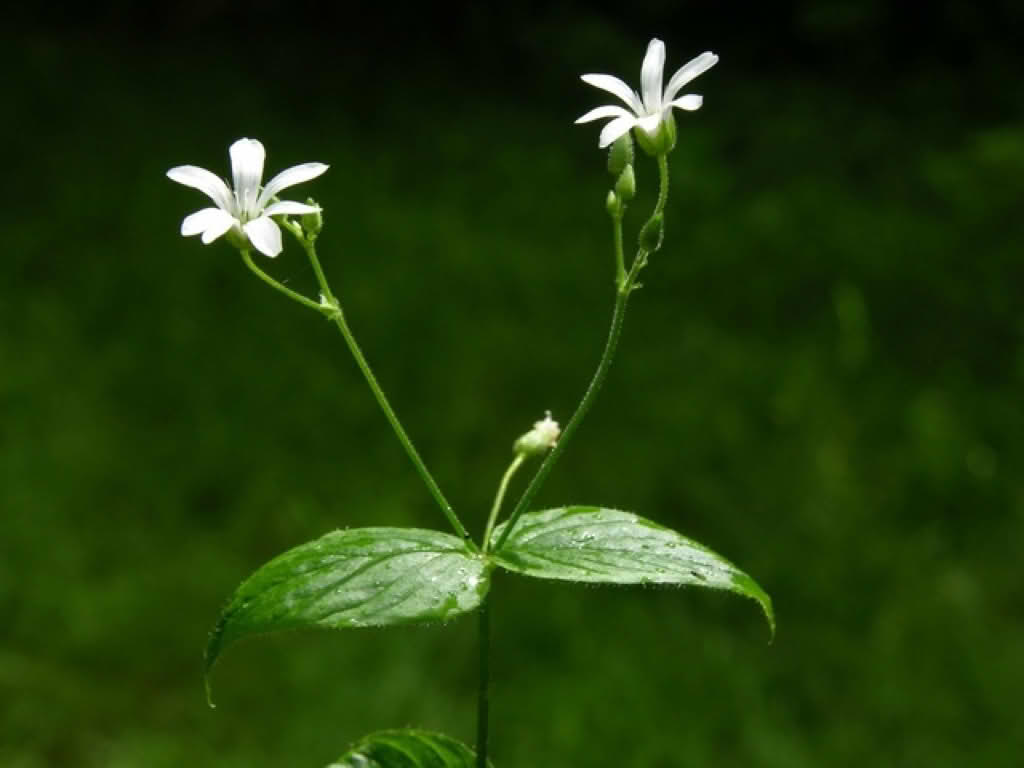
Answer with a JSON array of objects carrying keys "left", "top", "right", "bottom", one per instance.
[
  {"left": 605, "top": 189, "right": 621, "bottom": 218},
  {"left": 607, "top": 133, "right": 634, "bottom": 176},
  {"left": 638, "top": 214, "right": 664, "bottom": 252},
  {"left": 301, "top": 197, "right": 323, "bottom": 239},
  {"left": 614, "top": 164, "right": 636, "bottom": 201},
  {"left": 514, "top": 411, "right": 560, "bottom": 457}
]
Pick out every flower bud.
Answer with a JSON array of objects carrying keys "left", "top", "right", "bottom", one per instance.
[
  {"left": 638, "top": 214, "right": 664, "bottom": 252},
  {"left": 634, "top": 112, "right": 677, "bottom": 157},
  {"left": 614, "top": 164, "right": 636, "bottom": 201},
  {"left": 607, "top": 133, "right": 634, "bottom": 176},
  {"left": 605, "top": 189, "right": 621, "bottom": 218},
  {"left": 514, "top": 411, "right": 560, "bottom": 457},
  {"left": 301, "top": 197, "right": 323, "bottom": 239}
]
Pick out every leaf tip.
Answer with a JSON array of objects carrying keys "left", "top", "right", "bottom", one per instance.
[
  {"left": 204, "top": 674, "right": 217, "bottom": 709},
  {"left": 757, "top": 590, "right": 776, "bottom": 644},
  {"left": 203, "top": 618, "right": 227, "bottom": 707}
]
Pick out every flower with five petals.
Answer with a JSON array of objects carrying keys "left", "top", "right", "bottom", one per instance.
[
  {"left": 576, "top": 39, "right": 718, "bottom": 151},
  {"left": 167, "top": 138, "right": 328, "bottom": 258}
]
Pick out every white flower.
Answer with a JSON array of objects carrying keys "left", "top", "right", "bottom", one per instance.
[
  {"left": 576, "top": 39, "right": 719, "bottom": 149},
  {"left": 514, "top": 411, "right": 561, "bottom": 456},
  {"left": 167, "top": 138, "right": 328, "bottom": 258}
]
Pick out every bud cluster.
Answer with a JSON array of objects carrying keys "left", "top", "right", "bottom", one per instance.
[{"left": 605, "top": 133, "right": 637, "bottom": 218}]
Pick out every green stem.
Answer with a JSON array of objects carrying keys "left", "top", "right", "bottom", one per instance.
[
  {"left": 328, "top": 304, "right": 471, "bottom": 543},
  {"left": 476, "top": 596, "right": 490, "bottom": 768},
  {"left": 483, "top": 453, "right": 526, "bottom": 552},
  {"left": 270, "top": 225, "right": 472, "bottom": 545},
  {"left": 240, "top": 250, "right": 327, "bottom": 314},
  {"left": 655, "top": 153, "right": 670, "bottom": 216},
  {"left": 612, "top": 212, "right": 626, "bottom": 291},
  {"left": 493, "top": 285, "right": 631, "bottom": 551},
  {"left": 493, "top": 152, "right": 671, "bottom": 552}
]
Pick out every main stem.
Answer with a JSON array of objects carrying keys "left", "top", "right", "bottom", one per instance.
[
  {"left": 476, "top": 597, "right": 490, "bottom": 768},
  {"left": 300, "top": 235, "right": 472, "bottom": 544}
]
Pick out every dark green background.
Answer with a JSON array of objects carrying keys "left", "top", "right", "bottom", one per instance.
[{"left": 3, "top": 2, "right": 1023, "bottom": 765}]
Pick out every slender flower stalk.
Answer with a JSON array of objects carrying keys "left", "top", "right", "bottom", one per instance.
[
  {"left": 285, "top": 226, "right": 474, "bottom": 546},
  {"left": 167, "top": 138, "right": 327, "bottom": 257},
  {"left": 493, "top": 155, "right": 671, "bottom": 552},
  {"left": 239, "top": 249, "right": 325, "bottom": 313},
  {"left": 493, "top": 287, "right": 632, "bottom": 552},
  {"left": 483, "top": 453, "right": 525, "bottom": 553},
  {"left": 576, "top": 39, "right": 718, "bottom": 149}
]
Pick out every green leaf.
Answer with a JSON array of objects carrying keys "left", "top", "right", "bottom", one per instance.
[
  {"left": 491, "top": 507, "right": 774, "bottom": 636},
  {"left": 206, "top": 528, "right": 490, "bottom": 684},
  {"left": 327, "top": 729, "right": 488, "bottom": 768}
]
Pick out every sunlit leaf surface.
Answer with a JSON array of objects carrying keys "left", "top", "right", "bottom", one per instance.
[
  {"left": 492, "top": 507, "right": 773, "bottom": 634},
  {"left": 206, "top": 528, "right": 489, "bottom": 679}
]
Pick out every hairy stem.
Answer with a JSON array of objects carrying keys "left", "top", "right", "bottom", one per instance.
[
  {"left": 656, "top": 152, "right": 670, "bottom": 216},
  {"left": 613, "top": 212, "right": 626, "bottom": 291}
]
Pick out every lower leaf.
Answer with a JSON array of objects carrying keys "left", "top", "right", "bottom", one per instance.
[
  {"left": 491, "top": 506, "right": 774, "bottom": 635},
  {"left": 205, "top": 527, "right": 489, "bottom": 688},
  {"left": 328, "top": 729, "right": 488, "bottom": 768}
]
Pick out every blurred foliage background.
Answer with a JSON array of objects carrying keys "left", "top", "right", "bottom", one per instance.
[{"left": 3, "top": 1, "right": 1023, "bottom": 766}]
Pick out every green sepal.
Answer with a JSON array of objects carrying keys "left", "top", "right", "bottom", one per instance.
[
  {"left": 491, "top": 506, "right": 774, "bottom": 638},
  {"left": 327, "top": 729, "right": 492, "bottom": 768},
  {"left": 635, "top": 112, "right": 677, "bottom": 157}
]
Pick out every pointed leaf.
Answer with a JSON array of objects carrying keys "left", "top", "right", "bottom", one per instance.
[
  {"left": 491, "top": 507, "right": 773, "bottom": 635},
  {"left": 327, "top": 729, "right": 490, "bottom": 768},
  {"left": 206, "top": 528, "right": 489, "bottom": 680}
]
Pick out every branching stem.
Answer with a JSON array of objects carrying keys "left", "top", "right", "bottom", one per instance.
[
  {"left": 252, "top": 220, "right": 473, "bottom": 546},
  {"left": 492, "top": 152, "right": 671, "bottom": 552},
  {"left": 240, "top": 249, "right": 326, "bottom": 313},
  {"left": 300, "top": 235, "right": 473, "bottom": 545}
]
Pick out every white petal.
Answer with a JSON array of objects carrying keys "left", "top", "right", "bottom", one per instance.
[
  {"left": 263, "top": 200, "right": 321, "bottom": 217},
  {"left": 166, "top": 165, "right": 234, "bottom": 212},
  {"left": 598, "top": 115, "right": 639, "bottom": 148},
  {"left": 229, "top": 138, "right": 266, "bottom": 217},
  {"left": 670, "top": 94, "right": 703, "bottom": 111},
  {"left": 200, "top": 213, "right": 237, "bottom": 244},
  {"left": 636, "top": 113, "right": 663, "bottom": 136},
  {"left": 257, "top": 162, "right": 329, "bottom": 209},
  {"left": 575, "top": 104, "right": 633, "bottom": 124},
  {"left": 181, "top": 207, "right": 236, "bottom": 238},
  {"left": 641, "top": 38, "right": 666, "bottom": 112},
  {"left": 580, "top": 74, "right": 643, "bottom": 115},
  {"left": 243, "top": 216, "right": 283, "bottom": 258},
  {"left": 664, "top": 52, "right": 719, "bottom": 102}
]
